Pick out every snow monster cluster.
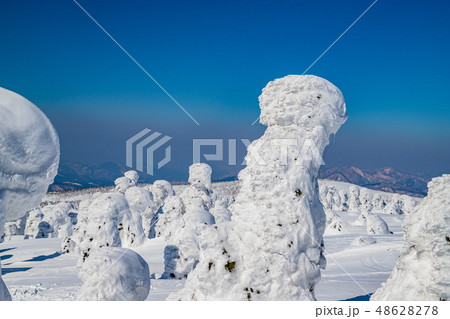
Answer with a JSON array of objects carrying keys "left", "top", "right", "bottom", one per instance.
[{"left": 2, "top": 76, "right": 449, "bottom": 301}]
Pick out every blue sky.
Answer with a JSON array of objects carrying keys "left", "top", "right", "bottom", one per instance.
[{"left": 1, "top": 0, "right": 449, "bottom": 180}]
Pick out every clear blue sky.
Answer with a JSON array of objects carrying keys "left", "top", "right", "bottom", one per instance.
[{"left": 1, "top": 0, "right": 449, "bottom": 180}]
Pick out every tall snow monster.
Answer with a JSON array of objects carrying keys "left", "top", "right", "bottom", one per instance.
[{"left": 170, "top": 75, "right": 347, "bottom": 300}]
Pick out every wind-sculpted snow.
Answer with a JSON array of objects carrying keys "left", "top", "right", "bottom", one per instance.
[
  {"left": 372, "top": 174, "right": 450, "bottom": 301},
  {"left": 77, "top": 247, "right": 150, "bottom": 301},
  {"left": 0, "top": 88, "right": 60, "bottom": 300},
  {"left": 170, "top": 75, "right": 347, "bottom": 300}
]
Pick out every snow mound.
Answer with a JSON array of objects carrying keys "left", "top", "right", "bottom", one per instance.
[
  {"left": 170, "top": 75, "right": 347, "bottom": 300},
  {"left": 351, "top": 235, "right": 376, "bottom": 247},
  {"left": 366, "top": 214, "right": 392, "bottom": 235},
  {"left": 325, "top": 210, "right": 349, "bottom": 234},
  {"left": 77, "top": 247, "right": 150, "bottom": 301},
  {"left": 372, "top": 174, "right": 450, "bottom": 301}
]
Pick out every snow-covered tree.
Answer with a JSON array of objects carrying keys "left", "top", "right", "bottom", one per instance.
[
  {"left": 170, "top": 75, "right": 347, "bottom": 300},
  {"left": 114, "top": 170, "right": 139, "bottom": 193},
  {"left": 150, "top": 180, "right": 174, "bottom": 207},
  {"left": 325, "top": 210, "right": 347, "bottom": 233},
  {"left": 24, "top": 208, "right": 52, "bottom": 239},
  {"left": 62, "top": 193, "right": 145, "bottom": 263},
  {"left": 146, "top": 180, "right": 174, "bottom": 238},
  {"left": 155, "top": 196, "right": 185, "bottom": 239},
  {"left": 4, "top": 221, "right": 19, "bottom": 241},
  {"left": 77, "top": 247, "right": 150, "bottom": 301},
  {"left": 372, "top": 194, "right": 386, "bottom": 212},
  {"left": 161, "top": 164, "right": 216, "bottom": 279},
  {"left": 400, "top": 194, "right": 418, "bottom": 215},
  {"left": 359, "top": 188, "right": 373, "bottom": 213},
  {"left": 210, "top": 197, "right": 232, "bottom": 223},
  {"left": 371, "top": 174, "right": 450, "bottom": 301},
  {"left": 319, "top": 185, "right": 330, "bottom": 210},
  {"left": 347, "top": 186, "right": 361, "bottom": 212},
  {"left": 0, "top": 87, "right": 60, "bottom": 300},
  {"left": 385, "top": 194, "right": 404, "bottom": 215},
  {"left": 124, "top": 186, "right": 155, "bottom": 237},
  {"left": 181, "top": 163, "right": 215, "bottom": 211},
  {"left": 41, "top": 202, "right": 75, "bottom": 238},
  {"left": 338, "top": 190, "right": 349, "bottom": 211}
]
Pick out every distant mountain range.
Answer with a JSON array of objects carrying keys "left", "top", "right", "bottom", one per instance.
[
  {"left": 50, "top": 162, "right": 431, "bottom": 197},
  {"left": 318, "top": 166, "right": 430, "bottom": 197},
  {"left": 49, "top": 162, "right": 134, "bottom": 191}
]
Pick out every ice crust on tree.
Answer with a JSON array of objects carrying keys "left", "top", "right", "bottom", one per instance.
[
  {"left": 77, "top": 247, "right": 150, "bottom": 301},
  {"left": 372, "top": 174, "right": 450, "bottom": 301},
  {"left": 0, "top": 87, "right": 60, "bottom": 300},
  {"left": 62, "top": 193, "right": 145, "bottom": 263},
  {"left": 170, "top": 75, "right": 347, "bottom": 300},
  {"left": 161, "top": 163, "right": 216, "bottom": 279}
]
